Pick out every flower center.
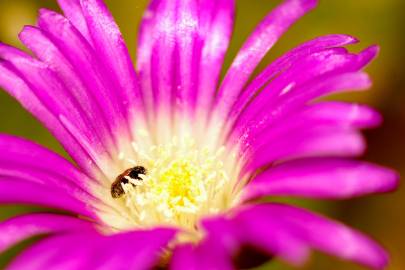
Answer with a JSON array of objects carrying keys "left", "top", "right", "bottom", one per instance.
[{"left": 104, "top": 136, "right": 241, "bottom": 238}]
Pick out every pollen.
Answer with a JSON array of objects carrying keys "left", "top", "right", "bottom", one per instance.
[
  {"left": 156, "top": 160, "right": 205, "bottom": 209},
  {"left": 106, "top": 136, "right": 242, "bottom": 237}
]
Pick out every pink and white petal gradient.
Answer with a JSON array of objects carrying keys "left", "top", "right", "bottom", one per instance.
[{"left": 0, "top": 0, "right": 398, "bottom": 269}]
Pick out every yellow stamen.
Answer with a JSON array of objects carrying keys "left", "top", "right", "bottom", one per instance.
[
  {"left": 122, "top": 137, "right": 234, "bottom": 233},
  {"left": 94, "top": 131, "right": 244, "bottom": 242}
]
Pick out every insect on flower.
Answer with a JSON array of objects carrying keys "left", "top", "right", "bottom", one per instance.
[
  {"left": 0, "top": 0, "right": 399, "bottom": 269},
  {"left": 111, "top": 166, "right": 146, "bottom": 198}
]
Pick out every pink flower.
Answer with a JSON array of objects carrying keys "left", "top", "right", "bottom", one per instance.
[{"left": 0, "top": 0, "right": 398, "bottom": 269}]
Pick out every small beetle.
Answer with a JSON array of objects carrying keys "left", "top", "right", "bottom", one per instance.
[{"left": 111, "top": 166, "right": 147, "bottom": 199}]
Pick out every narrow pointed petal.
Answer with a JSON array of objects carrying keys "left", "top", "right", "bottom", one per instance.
[
  {"left": 7, "top": 229, "right": 176, "bottom": 270},
  {"left": 137, "top": 0, "right": 184, "bottom": 139},
  {"left": 18, "top": 26, "right": 117, "bottom": 156},
  {"left": 0, "top": 179, "right": 94, "bottom": 217},
  {"left": 56, "top": 0, "right": 91, "bottom": 41},
  {"left": 246, "top": 128, "right": 365, "bottom": 171},
  {"left": 0, "top": 213, "right": 96, "bottom": 253},
  {"left": 239, "top": 204, "right": 389, "bottom": 269},
  {"left": 215, "top": 0, "right": 318, "bottom": 118},
  {"left": 7, "top": 232, "right": 100, "bottom": 270},
  {"left": 22, "top": 8, "right": 140, "bottom": 171},
  {"left": 256, "top": 102, "right": 382, "bottom": 145},
  {"left": 36, "top": 9, "right": 130, "bottom": 139},
  {"left": 0, "top": 60, "right": 94, "bottom": 169},
  {"left": 137, "top": 0, "right": 235, "bottom": 110},
  {"left": 206, "top": 212, "right": 310, "bottom": 265},
  {"left": 0, "top": 135, "right": 93, "bottom": 189},
  {"left": 0, "top": 44, "right": 112, "bottom": 173},
  {"left": 80, "top": 0, "right": 145, "bottom": 123},
  {"left": 234, "top": 72, "right": 372, "bottom": 151},
  {"left": 137, "top": 0, "right": 235, "bottom": 139},
  {"left": 260, "top": 71, "right": 372, "bottom": 120},
  {"left": 285, "top": 102, "right": 382, "bottom": 129},
  {"left": 228, "top": 34, "right": 359, "bottom": 120},
  {"left": 80, "top": 228, "right": 176, "bottom": 269},
  {"left": 173, "top": 0, "right": 200, "bottom": 114},
  {"left": 195, "top": 0, "right": 235, "bottom": 118},
  {"left": 242, "top": 101, "right": 381, "bottom": 157},
  {"left": 244, "top": 158, "right": 399, "bottom": 200},
  {"left": 245, "top": 46, "right": 376, "bottom": 120},
  {"left": 136, "top": 0, "right": 160, "bottom": 116},
  {"left": 233, "top": 47, "right": 377, "bottom": 140},
  {"left": 137, "top": 0, "right": 199, "bottom": 115}
]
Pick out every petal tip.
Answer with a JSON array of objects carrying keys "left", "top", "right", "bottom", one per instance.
[
  {"left": 385, "top": 169, "right": 400, "bottom": 192},
  {"left": 342, "top": 34, "right": 360, "bottom": 44},
  {"left": 18, "top": 25, "right": 35, "bottom": 40},
  {"left": 356, "top": 72, "right": 373, "bottom": 90},
  {"left": 38, "top": 7, "right": 52, "bottom": 17},
  {"left": 296, "top": 0, "right": 318, "bottom": 9},
  {"left": 367, "top": 44, "right": 381, "bottom": 55},
  {"left": 368, "top": 108, "right": 383, "bottom": 127}
]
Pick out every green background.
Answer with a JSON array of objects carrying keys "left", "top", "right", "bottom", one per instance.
[{"left": 0, "top": 0, "right": 404, "bottom": 269}]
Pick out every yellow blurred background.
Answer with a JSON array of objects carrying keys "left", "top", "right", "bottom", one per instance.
[{"left": 0, "top": 0, "right": 404, "bottom": 269}]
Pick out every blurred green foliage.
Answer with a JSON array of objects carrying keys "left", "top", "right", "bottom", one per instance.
[{"left": 0, "top": 0, "right": 404, "bottom": 269}]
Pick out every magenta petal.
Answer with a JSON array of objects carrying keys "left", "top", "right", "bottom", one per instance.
[
  {"left": 18, "top": 26, "right": 117, "bottom": 156},
  {"left": 171, "top": 242, "right": 234, "bottom": 270},
  {"left": 215, "top": 0, "right": 318, "bottom": 118},
  {"left": 170, "top": 244, "right": 198, "bottom": 270},
  {"left": 7, "top": 229, "right": 176, "bottom": 270},
  {"left": 0, "top": 54, "right": 94, "bottom": 169},
  {"left": 142, "top": 0, "right": 233, "bottom": 113},
  {"left": 244, "top": 158, "right": 399, "bottom": 200},
  {"left": 56, "top": 0, "right": 91, "bottom": 42},
  {"left": 36, "top": 9, "right": 129, "bottom": 136},
  {"left": 170, "top": 228, "right": 235, "bottom": 270},
  {"left": 80, "top": 228, "right": 176, "bottom": 269},
  {"left": 241, "top": 101, "right": 381, "bottom": 160},
  {"left": 228, "top": 34, "right": 359, "bottom": 120},
  {"left": 251, "top": 71, "right": 371, "bottom": 124},
  {"left": 243, "top": 45, "right": 377, "bottom": 127},
  {"left": 173, "top": 0, "right": 201, "bottom": 113},
  {"left": 245, "top": 128, "right": 365, "bottom": 171},
  {"left": 137, "top": 0, "right": 235, "bottom": 137},
  {"left": 232, "top": 46, "right": 377, "bottom": 141},
  {"left": 251, "top": 102, "right": 381, "bottom": 150},
  {"left": 6, "top": 232, "right": 100, "bottom": 270},
  {"left": 136, "top": 0, "right": 160, "bottom": 114},
  {"left": 195, "top": 0, "right": 235, "bottom": 117},
  {"left": 243, "top": 204, "right": 389, "bottom": 269},
  {"left": 0, "top": 43, "right": 114, "bottom": 173},
  {"left": 0, "top": 135, "right": 94, "bottom": 192},
  {"left": 171, "top": 217, "right": 240, "bottom": 270},
  {"left": 201, "top": 215, "right": 309, "bottom": 266},
  {"left": 234, "top": 72, "right": 372, "bottom": 151},
  {"left": 0, "top": 213, "right": 96, "bottom": 253},
  {"left": 0, "top": 179, "right": 94, "bottom": 217},
  {"left": 137, "top": 0, "right": 199, "bottom": 114},
  {"left": 80, "top": 0, "right": 145, "bottom": 122},
  {"left": 196, "top": 239, "right": 235, "bottom": 270},
  {"left": 235, "top": 48, "right": 353, "bottom": 124},
  {"left": 285, "top": 102, "right": 382, "bottom": 129}
]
